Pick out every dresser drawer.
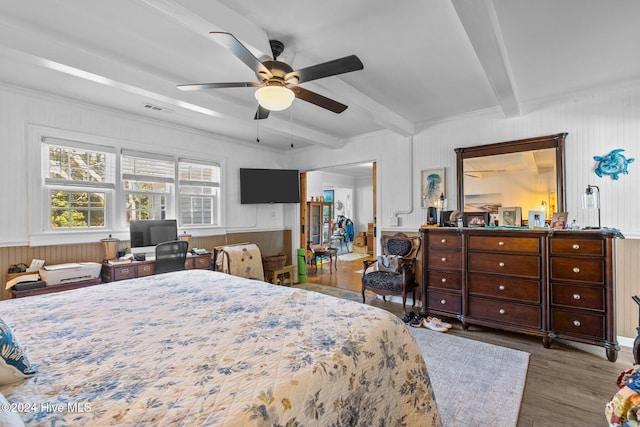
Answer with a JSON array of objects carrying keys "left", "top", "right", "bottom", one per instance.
[
  {"left": 427, "top": 290, "right": 461, "bottom": 314},
  {"left": 137, "top": 262, "right": 155, "bottom": 277},
  {"left": 427, "top": 232, "right": 461, "bottom": 249},
  {"left": 468, "top": 235, "right": 540, "bottom": 253},
  {"left": 551, "top": 283, "right": 604, "bottom": 311},
  {"left": 551, "top": 309, "right": 605, "bottom": 339},
  {"left": 468, "top": 253, "right": 540, "bottom": 278},
  {"left": 113, "top": 265, "right": 137, "bottom": 281},
  {"left": 427, "top": 250, "right": 462, "bottom": 270},
  {"left": 427, "top": 271, "right": 462, "bottom": 291},
  {"left": 468, "top": 273, "right": 540, "bottom": 303},
  {"left": 468, "top": 297, "right": 541, "bottom": 328},
  {"left": 193, "top": 256, "right": 211, "bottom": 269},
  {"left": 550, "top": 258, "right": 604, "bottom": 283},
  {"left": 550, "top": 238, "right": 604, "bottom": 256}
]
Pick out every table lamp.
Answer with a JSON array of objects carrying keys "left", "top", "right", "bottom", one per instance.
[
  {"left": 581, "top": 185, "right": 601, "bottom": 229},
  {"left": 100, "top": 234, "right": 120, "bottom": 261},
  {"left": 179, "top": 231, "right": 192, "bottom": 249}
]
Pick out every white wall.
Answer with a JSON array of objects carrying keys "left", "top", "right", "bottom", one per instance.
[
  {"left": 0, "top": 84, "right": 291, "bottom": 246},
  {"left": 288, "top": 83, "right": 640, "bottom": 238}
]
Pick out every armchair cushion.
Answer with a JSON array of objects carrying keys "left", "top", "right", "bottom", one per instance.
[{"left": 362, "top": 271, "right": 413, "bottom": 292}]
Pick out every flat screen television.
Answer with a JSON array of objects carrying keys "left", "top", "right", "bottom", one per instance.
[
  {"left": 240, "top": 168, "right": 300, "bottom": 204},
  {"left": 129, "top": 219, "right": 178, "bottom": 258}
]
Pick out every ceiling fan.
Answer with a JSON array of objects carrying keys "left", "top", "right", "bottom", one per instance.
[{"left": 177, "top": 32, "right": 364, "bottom": 120}]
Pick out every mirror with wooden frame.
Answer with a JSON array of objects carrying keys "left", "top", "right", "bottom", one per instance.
[{"left": 455, "top": 133, "right": 567, "bottom": 221}]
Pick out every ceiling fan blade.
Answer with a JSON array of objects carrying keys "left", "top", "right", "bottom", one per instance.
[
  {"left": 286, "top": 55, "right": 363, "bottom": 84},
  {"left": 254, "top": 105, "right": 270, "bottom": 120},
  {"left": 177, "top": 82, "right": 259, "bottom": 91},
  {"left": 210, "top": 32, "right": 272, "bottom": 80},
  {"left": 290, "top": 86, "right": 347, "bottom": 113}
]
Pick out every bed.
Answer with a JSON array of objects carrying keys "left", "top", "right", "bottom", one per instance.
[{"left": 0, "top": 269, "right": 441, "bottom": 426}]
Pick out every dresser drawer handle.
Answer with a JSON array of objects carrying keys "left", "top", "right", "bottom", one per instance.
[
  {"left": 440, "top": 299, "right": 447, "bottom": 305},
  {"left": 572, "top": 244, "right": 580, "bottom": 250},
  {"left": 573, "top": 320, "right": 581, "bottom": 327},
  {"left": 498, "top": 241, "right": 505, "bottom": 246},
  {"left": 441, "top": 257, "right": 447, "bottom": 262},
  {"left": 498, "top": 262, "right": 505, "bottom": 267},
  {"left": 573, "top": 293, "right": 581, "bottom": 300},
  {"left": 441, "top": 278, "right": 447, "bottom": 283},
  {"left": 121, "top": 268, "right": 129, "bottom": 274},
  {"left": 499, "top": 308, "right": 506, "bottom": 315},
  {"left": 441, "top": 238, "right": 447, "bottom": 243},
  {"left": 572, "top": 267, "right": 580, "bottom": 273},
  {"left": 498, "top": 285, "right": 505, "bottom": 291},
  {"left": 143, "top": 266, "right": 151, "bottom": 272}
]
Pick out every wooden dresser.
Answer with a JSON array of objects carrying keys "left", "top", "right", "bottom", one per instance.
[{"left": 421, "top": 228, "right": 620, "bottom": 361}]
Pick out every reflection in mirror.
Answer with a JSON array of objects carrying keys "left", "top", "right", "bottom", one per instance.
[{"left": 456, "top": 133, "right": 566, "bottom": 222}]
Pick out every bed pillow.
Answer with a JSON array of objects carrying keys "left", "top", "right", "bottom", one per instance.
[
  {"left": 0, "top": 319, "right": 36, "bottom": 385},
  {"left": 0, "top": 392, "right": 25, "bottom": 426}
]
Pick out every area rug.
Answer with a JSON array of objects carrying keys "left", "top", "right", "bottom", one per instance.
[
  {"left": 410, "top": 328, "right": 529, "bottom": 427},
  {"left": 293, "top": 283, "right": 377, "bottom": 304},
  {"left": 337, "top": 252, "right": 370, "bottom": 262}
]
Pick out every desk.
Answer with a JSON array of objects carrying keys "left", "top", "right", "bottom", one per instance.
[
  {"left": 264, "top": 264, "right": 295, "bottom": 286},
  {"left": 310, "top": 247, "right": 338, "bottom": 273},
  {"left": 9, "top": 278, "right": 102, "bottom": 299},
  {"left": 101, "top": 253, "right": 211, "bottom": 282}
]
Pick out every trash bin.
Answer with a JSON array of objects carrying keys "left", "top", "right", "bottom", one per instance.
[{"left": 297, "top": 248, "right": 307, "bottom": 284}]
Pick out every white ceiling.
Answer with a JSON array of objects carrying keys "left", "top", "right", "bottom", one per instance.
[{"left": 1, "top": 0, "right": 639, "bottom": 151}]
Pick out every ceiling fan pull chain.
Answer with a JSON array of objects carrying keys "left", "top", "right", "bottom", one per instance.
[
  {"left": 256, "top": 113, "right": 260, "bottom": 143},
  {"left": 290, "top": 103, "right": 294, "bottom": 148}
]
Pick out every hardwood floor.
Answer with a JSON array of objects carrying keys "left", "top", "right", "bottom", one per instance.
[{"left": 306, "top": 254, "right": 632, "bottom": 427}]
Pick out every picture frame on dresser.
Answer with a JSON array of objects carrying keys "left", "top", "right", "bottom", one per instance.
[
  {"left": 463, "top": 212, "right": 489, "bottom": 227},
  {"left": 498, "top": 206, "right": 522, "bottom": 226}
]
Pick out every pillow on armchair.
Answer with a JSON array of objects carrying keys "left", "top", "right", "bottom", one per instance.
[{"left": 376, "top": 255, "right": 400, "bottom": 272}]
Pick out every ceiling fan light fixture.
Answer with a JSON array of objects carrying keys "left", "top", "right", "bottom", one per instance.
[{"left": 254, "top": 86, "right": 294, "bottom": 111}]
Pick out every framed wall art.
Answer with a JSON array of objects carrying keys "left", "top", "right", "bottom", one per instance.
[{"left": 421, "top": 168, "right": 445, "bottom": 208}]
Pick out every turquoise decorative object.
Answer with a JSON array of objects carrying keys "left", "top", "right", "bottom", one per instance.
[{"left": 594, "top": 149, "right": 635, "bottom": 180}]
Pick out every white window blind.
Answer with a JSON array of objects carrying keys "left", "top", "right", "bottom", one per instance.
[
  {"left": 42, "top": 138, "right": 116, "bottom": 229},
  {"left": 122, "top": 151, "right": 175, "bottom": 222},
  {"left": 178, "top": 160, "right": 221, "bottom": 226}
]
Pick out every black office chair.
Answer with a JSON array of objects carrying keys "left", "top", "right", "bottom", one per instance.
[{"left": 155, "top": 240, "right": 189, "bottom": 274}]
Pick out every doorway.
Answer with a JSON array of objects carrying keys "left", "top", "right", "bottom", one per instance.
[{"left": 300, "top": 162, "right": 376, "bottom": 288}]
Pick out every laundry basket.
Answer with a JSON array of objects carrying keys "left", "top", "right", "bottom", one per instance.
[{"left": 262, "top": 254, "right": 287, "bottom": 270}]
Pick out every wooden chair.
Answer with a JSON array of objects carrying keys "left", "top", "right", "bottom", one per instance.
[
  {"left": 361, "top": 233, "right": 421, "bottom": 315},
  {"left": 155, "top": 240, "right": 189, "bottom": 274}
]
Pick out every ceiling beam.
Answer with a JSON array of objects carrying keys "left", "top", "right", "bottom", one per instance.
[{"left": 452, "top": 0, "right": 521, "bottom": 117}]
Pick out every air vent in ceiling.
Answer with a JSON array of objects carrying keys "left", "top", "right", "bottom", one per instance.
[{"left": 143, "top": 103, "right": 173, "bottom": 113}]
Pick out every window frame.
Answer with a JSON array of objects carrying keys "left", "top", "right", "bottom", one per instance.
[
  {"left": 178, "top": 158, "right": 222, "bottom": 227},
  {"left": 28, "top": 125, "right": 226, "bottom": 246}
]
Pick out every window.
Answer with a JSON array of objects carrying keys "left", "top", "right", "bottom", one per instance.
[
  {"left": 36, "top": 132, "right": 223, "bottom": 240},
  {"left": 179, "top": 160, "right": 221, "bottom": 226},
  {"left": 44, "top": 139, "right": 116, "bottom": 230},
  {"left": 121, "top": 151, "right": 175, "bottom": 223}
]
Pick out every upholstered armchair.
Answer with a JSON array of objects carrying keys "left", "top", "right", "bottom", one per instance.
[{"left": 361, "top": 232, "right": 421, "bottom": 315}]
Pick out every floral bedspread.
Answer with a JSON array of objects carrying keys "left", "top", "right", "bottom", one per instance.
[{"left": 0, "top": 269, "right": 441, "bottom": 426}]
